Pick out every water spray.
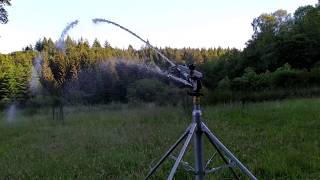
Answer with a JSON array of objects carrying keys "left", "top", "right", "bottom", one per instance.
[
  {"left": 5, "top": 104, "right": 16, "bottom": 123},
  {"left": 92, "top": 18, "right": 203, "bottom": 88},
  {"left": 58, "top": 20, "right": 79, "bottom": 43},
  {"left": 29, "top": 56, "right": 42, "bottom": 95},
  {"left": 56, "top": 20, "right": 79, "bottom": 49},
  {"left": 29, "top": 20, "right": 80, "bottom": 96},
  {"left": 92, "top": 18, "right": 175, "bottom": 67}
]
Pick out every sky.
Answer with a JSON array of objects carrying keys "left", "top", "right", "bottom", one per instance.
[{"left": 0, "top": 0, "right": 318, "bottom": 53}]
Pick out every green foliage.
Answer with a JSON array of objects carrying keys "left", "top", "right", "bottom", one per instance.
[
  {"left": 247, "top": 5, "right": 320, "bottom": 71},
  {"left": 198, "top": 3, "right": 320, "bottom": 102},
  {"left": 25, "top": 36, "right": 233, "bottom": 106},
  {"left": 0, "top": 52, "right": 34, "bottom": 107},
  {"left": 127, "top": 78, "right": 163, "bottom": 103},
  {"left": 199, "top": 49, "right": 242, "bottom": 89},
  {"left": 92, "top": 38, "right": 101, "bottom": 48},
  {"left": 271, "top": 63, "right": 303, "bottom": 88},
  {"left": 127, "top": 78, "right": 183, "bottom": 105}
]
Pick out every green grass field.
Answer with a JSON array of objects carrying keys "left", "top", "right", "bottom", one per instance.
[{"left": 0, "top": 98, "right": 319, "bottom": 179}]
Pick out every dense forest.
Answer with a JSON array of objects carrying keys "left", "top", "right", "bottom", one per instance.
[{"left": 1, "top": 3, "right": 320, "bottom": 108}]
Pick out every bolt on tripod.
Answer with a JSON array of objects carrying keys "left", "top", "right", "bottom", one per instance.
[{"left": 144, "top": 65, "right": 257, "bottom": 180}]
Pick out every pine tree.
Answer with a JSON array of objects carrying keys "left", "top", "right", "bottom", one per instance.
[
  {"left": 35, "top": 39, "right": 44, "bottom": 52},
  {"left": 92, "top": 38, "right": 101, "bottom": 48},
  {"left": 104, "top": 40, "right": 111, "bottom": 48}
]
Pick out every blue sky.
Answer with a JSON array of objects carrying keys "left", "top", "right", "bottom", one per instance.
[{"left": 0, "top": 0, "right": 318, "bottom": 53}]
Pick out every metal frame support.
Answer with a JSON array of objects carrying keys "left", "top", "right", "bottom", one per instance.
[
  {"left": 144, "top": 96, "right": 257, "bottom": 180},
  {"left": 193, "top": 97, "right": 205, "bottom": 180}
]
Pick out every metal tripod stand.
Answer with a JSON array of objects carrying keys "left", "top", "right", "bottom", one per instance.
[{"left": 145, "top": 96, "right": 257, "bottom": 180}]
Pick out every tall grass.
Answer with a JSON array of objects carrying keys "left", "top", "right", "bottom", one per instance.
[{"left": 0, "top": 98, "right": 319, "bottom": 179}]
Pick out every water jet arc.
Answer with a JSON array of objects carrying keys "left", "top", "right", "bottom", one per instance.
[
  {"left": 57, "top": 20, "right": 79, "bottom": 49},
  {"left": 92, "top": 18, "right": 176, "bottom": 67}
]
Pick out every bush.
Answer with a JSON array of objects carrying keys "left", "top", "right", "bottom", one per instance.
[
  {"left": 127, "top": 78, "right": 184, "bottom": 105},
  {"left": 271, "top": 63, "right": 306, "bottom": 88},
  {"left": 309, "top": 66, "right": 320, "bottom": 85},
  {"left": 228, "top": 64, "right": 316, "bottom": 91},
  {"left": 206, "top": 63, "right": 320, "bottom": 104},
  {"left": 217, "top": 76, "right": 231, "bottom": 90},
  {"left": 229, "top": 67, "right": 271, "bottom": 91}
]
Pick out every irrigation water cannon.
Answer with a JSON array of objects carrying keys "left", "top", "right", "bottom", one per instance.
[
  {"left": 92, "top": 18, "right": 204, "bottom": 96},
  {"left": 92, "top": 18, "right": 257, "bottom": 180},
  {"left": 168, "top": 64, "right": 203, "bottom": 96}
]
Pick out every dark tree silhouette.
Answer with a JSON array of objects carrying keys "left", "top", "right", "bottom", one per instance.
[{"left": 0, "top": 0, "right": 11, "bottom": 24}]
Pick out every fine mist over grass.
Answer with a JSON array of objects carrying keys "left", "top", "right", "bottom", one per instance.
[{"left": 0, "top": 98, "right": 319, "bottom": 179}]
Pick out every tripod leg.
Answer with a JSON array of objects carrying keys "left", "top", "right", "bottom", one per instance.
[
  {"left": 203, "top": 128, "right": 240, "bottom": 179},
  {"left": 201, "top": 122, "right": 257, "bottom": 180},
  {"left": 167, "top": 123, "right": 197, "bottom": 180},
  {"left": 144, "top": 124, "right": 192, "bottom": 180}
]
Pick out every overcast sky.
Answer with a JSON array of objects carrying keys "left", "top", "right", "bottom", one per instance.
[{"left": 0, "top": 0, "right": 318, "bottom": 53}]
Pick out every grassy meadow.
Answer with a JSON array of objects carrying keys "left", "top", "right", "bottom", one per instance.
[{"left": 0, "top": 98, "right": 319, "bottom": 179}]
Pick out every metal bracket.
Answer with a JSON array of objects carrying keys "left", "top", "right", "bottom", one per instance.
[
  {"left": 205, "top": 152, "right": 218, "bottom": 169},
  {"left": 205, "top": 161, "right": 236, "bottom": 174},
  {"left": 169, "top": 155, "right": 195, "bottom": 173}
]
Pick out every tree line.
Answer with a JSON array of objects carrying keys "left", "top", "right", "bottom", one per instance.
[
  {"left": 200, "top": 4, "right": 320, "bottom": 102},
  {"left": 0, "top": 2, "right": 320, "bottom": 108},
  {"left": 0, "top": 35, "right": 231, "bottom": 108}
]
